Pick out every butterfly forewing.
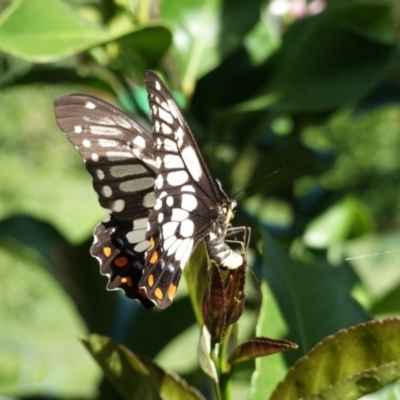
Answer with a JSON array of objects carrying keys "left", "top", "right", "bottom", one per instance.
[
  {"left": 138, "top": 71, "right": 222, "bottom": 309},
  {"left": 54, "top": 94, "right": 156, "bottom": 308}
]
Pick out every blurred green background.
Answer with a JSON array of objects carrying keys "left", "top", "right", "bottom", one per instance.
[{"left": 0, "top": 0, "right": 400, "bottom": 398}]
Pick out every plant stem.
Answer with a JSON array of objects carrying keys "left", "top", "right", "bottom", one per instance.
[{"left": 217, "top": 325, "right": 233, "bottom": 400}]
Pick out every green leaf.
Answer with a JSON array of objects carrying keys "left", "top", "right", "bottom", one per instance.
[
  {"left": 304, "top": 196, "right": 373, "bottom": 248},
  {"left": 184, "top": 240, "right": 210, "bottom": 326},
  {"left": 271, "top": 318, "right": 400, "bottom": 400},
  {"left": 81, "top": 333, "right": 205, "bottom": 400},
  {"left": 0, "top": 0, "right": 170, "bottom": 62},
  {"left": 371, "top": 284, "right": 400, "bottom": 316},
  {"left": 160, "top": 0, "right": 262, "bottom": 94},
  {"left": 261, "top": 230, "right": 371, "bottom": 364},
  {"left": 249, "top": 281, "right": 291, "bottom": 400},
  {"left": 267, "top": 5, "right": 394, "bottom": 111},
  {"left": 0, "top": 215, "right": 118, "bottom": 334}
]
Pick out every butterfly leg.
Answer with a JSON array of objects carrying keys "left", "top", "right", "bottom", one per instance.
[{"left": 225, "top": 226, "right": 251, "bottom": 253}]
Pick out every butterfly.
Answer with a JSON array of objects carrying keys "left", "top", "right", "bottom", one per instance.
[{"left": 54, "top": 70, "right": 247, "bottom": 309}]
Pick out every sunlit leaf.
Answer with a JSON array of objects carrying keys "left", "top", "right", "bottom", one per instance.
[
  {"left": 271, "top": 318, "right": 400, "bottom": 400},
  {"left": 0, "top": 0, "right": 170, "bottom": 62},
  {"left": 81, "top": 333, "right": 205, "bottom": 400}
]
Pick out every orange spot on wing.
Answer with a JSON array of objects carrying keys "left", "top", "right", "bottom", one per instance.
[
  {"left": 154, "top": 287, "right": 163, "bottom": 299},
  {"left": 121, "top": 276, "right": 132, "bottom": 287},
  {"left": 168, "top": 284, "right": 177, "bottom": 300},
  {"left": 114, "top": 257, "right": 128, "bottom": 267},
  {"left": 148, "top": 274, "right": 154, "bottom": 287},
  {"left": 103, "top": 247, "right": 112, "bottom": 257},
  {"left": 149, "top": 237, "right": 155, "bottom": 248},
  {"left": 149, "top": 251, "right": 158, "bottom": 264}
]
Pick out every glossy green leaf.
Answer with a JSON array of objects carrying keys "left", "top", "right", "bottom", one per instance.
[
  {"left": 0, "top": 0, "right": 170, "bottom": 62},
  {"left": 271, "top": 318, "right": 400, "bottom": 400},
  {"left": 81, "top": 333, "right": 205, "bottom": 400},
  {"left": 261, "top": 230, "right": 370, "bottom": 365}
]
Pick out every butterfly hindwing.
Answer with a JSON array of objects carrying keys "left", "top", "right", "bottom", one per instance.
[{"left": 54, "top": 94, "right": 156, "bottom": 308}]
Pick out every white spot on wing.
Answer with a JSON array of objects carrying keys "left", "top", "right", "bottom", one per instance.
[
  {"left": 182, "top": 146, "right": 202, "bottom": 181},
  {"left": 82, "top": 139, "right": 91, "bottom": 148},
  {"left": 171, "top": 208, "right": 189, "bottom": 221},
  {"left": 96, "top": 170, "right": 105, "bottom": 180},
  {"left": 181, "top": 194, "right": 197, "bottom": 211},
  {"left": 158, "top": 108, "right": 173, "bottom": 124},
  {"left": 167, "top": 238, "right": 183, "bottom": 256},
  {"left": 134, "top": 240, "right": 151, "bottom": 253},
  {"left": 85, "top": 101, "right": 96, "bottom": 109},
  {"left": 180, "top": 219, "right": 194, "bottom": 237},
  {"left": 113, "top": 115, "right": 132, "bottom": 129},
  {"left": 110, "top": 164, "right": 147, "bottom": 178},
  {"left": 92, "top": 153, "right": 99, "bottom": 162},
  {"left": 112, "top": 199, "right": 125, "bottom": 212},
  {"left": 90, "top": 126, "right": 121, "bottom": 136},
  {"left": 119, "top": 177, "right": 155, "bottom": 192},
  {"left": 154, "top": 198, "right": 162, "bottom": 210},
  {"left": 158, "top": 213, "right": 164, "bottom": 223},
  {"left": 106, "top": 151, "right": 134, "bottom": 161},
  {"left": 164, "top": 139, "right": 177, "bottom": 152},
  {"left": 155, "top": 174, "right": 164, "bottom": 189},
  {"left": 102, "top": 186, "right": 112, "bottom": 197},
  {"left": 162, "top": 123, "right": 172, "bottom": 134},
  {"left": 167, "top": 170, "right": 188, "bottom": 186},
  {"left": 175, "top": 127, "right": 184, "bottom": 148},
  {"left": 175, "top": 238, "right": 194, "bottom": 263},
  {"left": 181, "top": 185, "right": 195, "bottom": 192},
  {"left": 164, "top": 154, "right": 184, "bottom": 169},
  {"left": 143, "top": 191, "right": 156, "bottom": 208},
  {"left": 133, "top": 218, "right": 148, "bottom": 229},
  {"left": 133, "top": 136, "right": 146, "bottom": 149},
  {"left": 74, "top": 125, "right": 82, "bottom": 134},
  {"left": 155, "top": 80, "right": 161, "bottom": 90},
  {"left": 166, "top": 196, "right": 174, "bottom": 206},
  {"left": 99, "top": 139, "right": 118, "bottom": 147},
  {"left": 163, "top": 235, "right": 176, "bottom": 251},
  {"left": 162, "top": 221, "right": 179, "bottom": 238},
  {"left": 126, "top": 229, "right": 147, "bottom": 243}
]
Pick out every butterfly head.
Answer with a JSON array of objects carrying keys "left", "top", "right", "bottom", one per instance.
[{"left": 223, "top": 198, "right": 237, "bottom": 225}]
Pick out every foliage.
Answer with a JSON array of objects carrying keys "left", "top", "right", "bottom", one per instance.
[{"left": 0, "top": 0, "right": 400, "bottom": 399}]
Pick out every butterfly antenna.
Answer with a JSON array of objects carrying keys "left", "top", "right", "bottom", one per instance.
[
  {"left": 216, "top": 179, "right": 230, "bottom": 199},
  {"left": 232, "top": 163, "right": 284, "bottom": 198}
]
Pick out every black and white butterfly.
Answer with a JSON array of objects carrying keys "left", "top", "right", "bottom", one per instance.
[{"left": 54, "top": 70, "right": 247, "bottom": 309}]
